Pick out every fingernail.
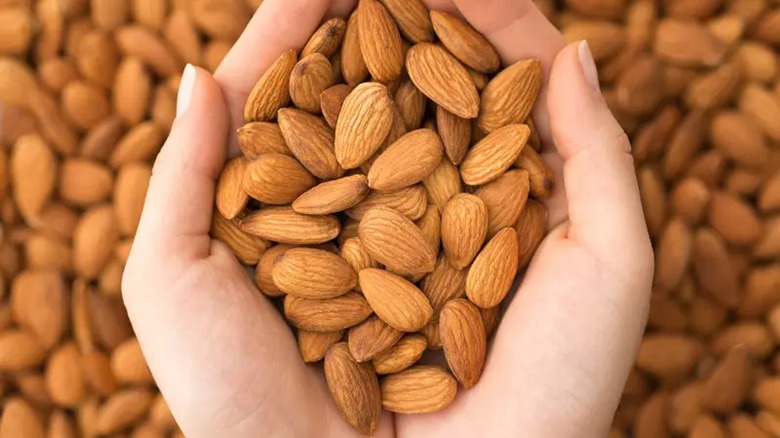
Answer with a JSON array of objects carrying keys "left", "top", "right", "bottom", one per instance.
[
  {"left": 577, "top": 40, "right": 600, "bottom": 92},
  {"left": 176, "top": 64, "right": 196, "bottom": 118}
]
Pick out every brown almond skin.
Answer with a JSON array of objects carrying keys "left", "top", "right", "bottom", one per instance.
[
  {"left": 381, "top": 365, "right": 457, "bottom": 414},
  {"left": 476, "top": 169, "right": 530, "bottom": 239},
  {"left": 302, "top": 17, "right": 347, "bottom": 58},
  {"left": 515, "top": 146, "right": 554, "bottom": 198},
  {"left": 298, "top": 330, "right": 344, "bottom": 363},
  {"left": 395, "top": 79, "right": 427, "bottom": 131},
  {"left": 515, "top": 199, "right": 548, "bottom": 268},
  {"left": 272, "top": 248, "right": 357, "bottom": 300},
  {"left": 421, "top": 255, "right": 468, "bottom": 313},
  {"left": 341, "top": 11, "right": 369, "bottom": 86},
  {"left": 277, "top": 108, "right": 344, "bottom": 180},
  {"left": 441, "top": 194, "right": 488, "bottom": 270},
  {"left": 292, "top": 175, "right": 370, "bottom": 215},
  {"left": 460, "top": 124, "right": 530, "bottom": 186},
  {"left": 368, "top": 129, "right": 444, "bottom": 191},
  {"left": 359, "top": 268, "right": 433, "bottom": 331},
  {"left": 335, "top": 82, "right": 394, "bottom": 169},
  {"left": 243, "top": 49, "right": 297, "bottom": 122},
  {"left": 417, "top": 205, "right": 442, "bottom": 253},
  {"left": 372, "top": 334, "right": 428, "bottom": 374},
  {"left": 215, "top": 156, "right": 249, "bottom": 220},
  {"left": 440, "top": 299, "right": 487, "bottom": 389},
  {"left": 479, "top": 59, "right": 543, "bottom": 133},
  {"left": 324, "top": 343, "right": 382, "bottom": 436},
  {"left": 241, "top": 207, "right": 340, "bottom": 245},
  {"left": 430, "top": 11, "right": 501, "bottom": 74},
  {"left": 423, "top": 158, "right": 463, "bottom": 211},
  {"left": 436, "top": 105, "right": 471, "bottom": 165},
  {"left": 320, "top": 84, "right": 353, "bottom": 129},
  {"left": 243, "top": 153, "right": 317, "bottom": 205},
  {"left": 255, "top": 244, "right": 296, "bottom": 297},
  {"left": 289, "top": 53, "right": 334, "bottom": 113},
  {"left": 348, "top": 316, "right": 403, "bottom": 362},
  {"left": 378, "top": 0, "right": 434, "bottom": 43},
  {"left": 466, "top": 228, "right": 520, "bottom": 309},
  {"left": 357, "top": 0, "right": 404, "bottom": 83},
  {"left": 236, "top": 122, "right": 291, "bottom": 159},
  {"left": 284, "top": 292, "right": 373, "bottom": 332},
  {"left": 359, "top": 206, "right": 437, "bottom": 275},
  {"left": 406, "top": 42, "right": 480, "bottom": 119},
  {"left": 211, "top": 213, "right": 270, "bottom": 265},
  {"left": 347, "top": 184, "right": 428, "bottom": 221}
]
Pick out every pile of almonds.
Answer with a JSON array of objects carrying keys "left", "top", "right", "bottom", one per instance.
[
  {"left": 213, "top": 0, "right": 552, "bottom": 434},
  {"left": 0, "top": 0, "right": 779, "bottom": 437}
]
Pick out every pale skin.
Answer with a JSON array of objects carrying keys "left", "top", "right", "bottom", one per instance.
[{"left": 122, "top": 0, "right": 654, "bottom": 436}]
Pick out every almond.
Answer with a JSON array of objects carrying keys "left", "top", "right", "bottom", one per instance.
[
  {"left": 110, "top": 337, "right": 152, "bottom": 385},
  {"left": 416, "top": 205, "right": 441, "bottom": 252},
  {"left": 430, "top": 10, "right": 500, "bottom": 74},
  {"left": 515, "top": 146, "right": 554, "bottom": 198},
  {"left": 320, "top": 84, "right": 353, "bottom": 129},
  {"left": 701, "top": 345, "right": 752, "bottom": 413},
  {"left": 476, "top": 169, "right": 530, "bottom": 238},
  {"left": 357, "top": 0, "right": 403, "bottom": 83},
  {"left": 164, "top": 10, "right": 201, "bottom": 65},
  {"left": 670, "top": 177, "right": 711, "bottom": 225},
  {"left": 324, "top": 342, "right": 382, "bottom": 436},
  {"left": 738, "top": 84, "right": 780, "bottom": 143},
  {"left": 420, "top": 319, "right": 442, "bottom": 350},
  {"left": 241, "top": 207, "right": 341, "bottom": 244},
  {"left": 284, "top": 292, "right": 372, "bottom": 331},
  {"left": 372, "top": 334, "right": 427, "bottom": 374},
  {"left": 439, "top": 298, "right": 486, "bottom": 388},
  {"left": 358, "top": 206, "right": 436, "bottom": 275},
  {"left": 423, "top": 158, "right": 462, "bottom": 210},
  {"left": 341, "top": 11, "right": 369, "bottom": 86},
  {"left": 636, "top": 334, "right": 702, "bottom": 379},
  {"left": 406, "top": 42, "right": 479, "bottom": 119},
  {"left": 0, "top": 398, "right": 45, "bottom": 438},
  {"left": 243, "top": 49, "right": 297, "bottom": 122},
  {"left": 421, "top": 255, "right": 467, "bottom": 313},
  {"left": 653, "top": 19, "right": 726, "bottom": 67},
  {"left": 481, "top": 306, "right": 501, "bottom": 337},
  {"left": 466, "top": 228, "right": 519, "bottom": 309},
  {"left": 378, "top": 0, "right": 433, "bottom": 43},
  {"left": 654, "top": 219, "right": 693, "bottom": 291},
  {"left": 113, "top": 57, "right": 152, "bottom": 125},
  {"left": 45, "top": 342, "right": 85, "bottom": 407},
  {"left": 211, "top": 213, "right": 270, "bottom": 265},
  {"left": 348, "top": 315, "right": 403, "bottom": 362},
  {"left": 115, "top": 25, "right": 182, "bottom": 76},
  {"left": 339, "top": 238, "right": 380, "bottom": 287},
  {"left": 380, "top": 365, "right": 457, "bottom": 413},
  {"left": 215, "top": 157, "right": 250, "bottom": 220},
  {"left": 277, "top": 108, "right": 344, "bottom": 180},
  {"left": 693, "top": 228, "right": 739, "bottom": 308},
  {"left": 708, "top": 191, "right": 762, "bottom": 246},
  {"left": 441, "top": 194, "right": 488, "bottom": 270},
  {"left": 460, "top": 124, "right": 530, "bottom": 186},
  {"left": 368, "top": 129, "right": 444, "bottom": 191},
  {"left": 685, "top": 62, "right": 741, "bottom": 111},
  {"left": 563, "top": 20, "right": 626, "bottom": 60},
  {"left": 81, "top": 351, "right": 118, "bottom": 397},
  {"left": 436, "top": 105, "right": 471, "bottom": 165},
  {"left": 359, "top": 268, "right": 433, "bottom": 331},
  {"left": 236, "top": 122, "right": 291, "bottom": 159},
  {"left": 335, "top": 82, "right": 394, "bottom": 169},
  {"left": 292, "top": 175, "right": 370, "bottom": 215},
  {"left": 302, "top": 17, "right": 347, "bottom": 58},
  {"left": 61, "top": 80, "right": 111, "bottom": 130},
  {"left": 114, "top": 163, "right": 152, "bottom": 236},
  {"left": 73, "top": 205, "right": 119, "bottom": 279},
  {"left": 109, "top": 121, "right": 165, "bottom": 169},
  {"left": 272, "top": 248, "right": 357, "bottom": 299},
  {"left": 298, "top": 330, "right": 344, "bottom": 363},
  {"left": 243, "top": 153, "right": 317, "bottom": 205},
  {"left": 254, "top": 244, "right": 295, "bottom": 297},
  {"left": 0, "top": 329, "right": 46, "bottom": 371},
  {"left": 347, "top": 184, "right": 427, "bottom": 220},
  {"left": 95, "top": 388, "right": 153, "bottom": 435},
  {"left": 10, "top": 270, "right": 67, "bottom": 349},
  {"left": 478, "top": 59, "right": 542, "bottom": 133},
  {"left": 394, "top": 79, "right": 426, "bottom": 131},
  {"left": 11, "top": 134, "right": 57, "bottom": 222},
  {"left": 289, "top": 53, "right": 334, "bottom": 113},
  {"left": 514, "top": 199, "right": 548, "bottom": 268}
]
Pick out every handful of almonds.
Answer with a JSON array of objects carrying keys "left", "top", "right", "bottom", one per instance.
[{"left": 213, "top": 0, "right": 552, "bottom": 434}]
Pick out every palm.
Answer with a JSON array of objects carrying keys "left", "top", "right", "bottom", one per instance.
[{"left": 124, "top": 0, "right": 652, "bottom": 437}]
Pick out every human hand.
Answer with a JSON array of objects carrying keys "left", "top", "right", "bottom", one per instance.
[{"left": 122, "top": 1, "right": 654, "bottom": 437}]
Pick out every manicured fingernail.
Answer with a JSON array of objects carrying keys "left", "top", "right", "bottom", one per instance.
[
  {"left": 176, "top": 64, "right": 196, "bottom": 118},
  {"left": 577, "top": 40, "right": 600, "bottom": 92}
]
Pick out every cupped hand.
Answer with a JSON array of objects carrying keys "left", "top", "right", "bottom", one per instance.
[{"left": 122, "top": 1, "right": 654, "bottom": 437}]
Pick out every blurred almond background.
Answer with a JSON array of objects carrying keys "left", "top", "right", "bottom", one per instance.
[{"left": 0, "top": 0, "right": 779, "bottom": 436}]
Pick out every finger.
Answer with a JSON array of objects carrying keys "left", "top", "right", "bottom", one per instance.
[
  {"left": 548, "top": 41, "right": 653, "bottom": 269},
  {"left": 214, "top": 0, "right": 333, "bottom": 141},
  {"left": 451, "top": 0, "right": 566, "bottom": 143},
  {"left": 132, "top": 65, "right": 228, "bottom": 264}
]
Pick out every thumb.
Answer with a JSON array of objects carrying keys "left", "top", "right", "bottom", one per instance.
[{"left": 547, "top": 41, "right": 653, "bottom": 276}]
